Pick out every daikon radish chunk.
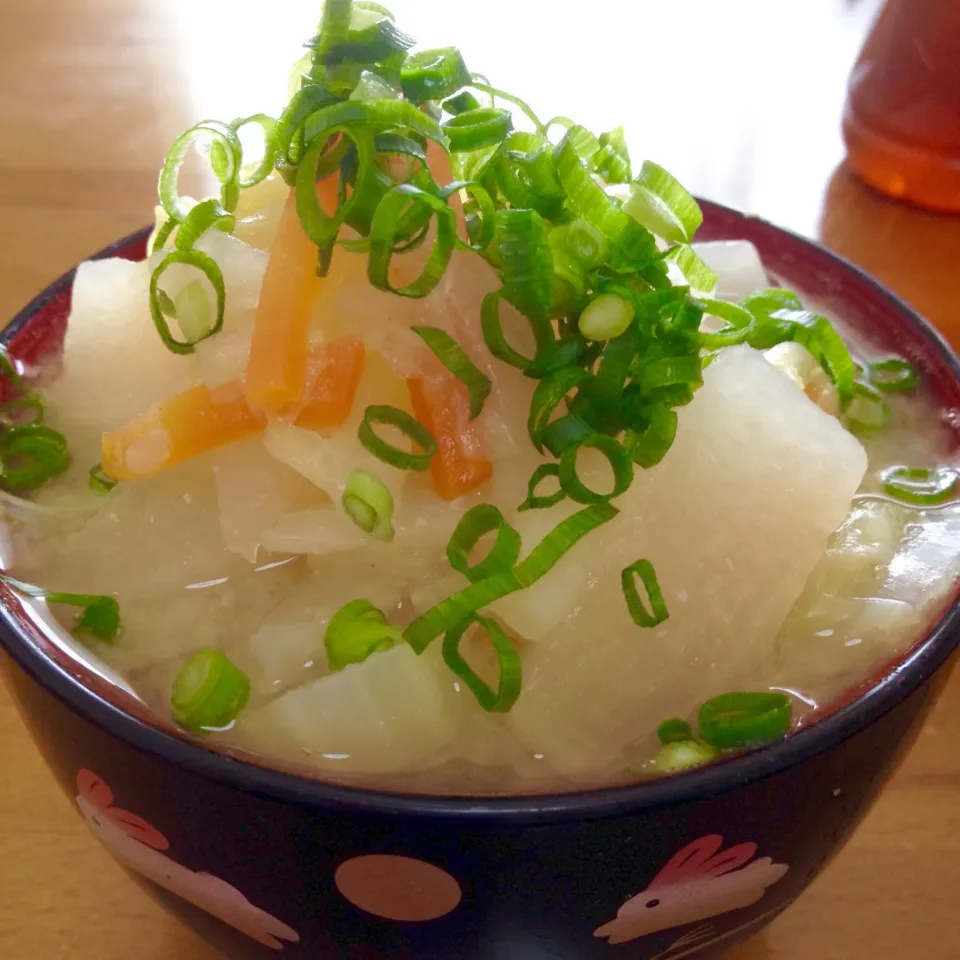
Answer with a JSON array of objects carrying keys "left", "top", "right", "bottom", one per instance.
[
  {"left": 43, "top": 258, "right": 196, "bottom": 471},
  {"left": 236, "top": 643, "right": 462, "bottom": 774},
  {"left": 195, "top": 325, "right": 254, "bottom": 390},
  {"left": 506, "top": 345, "right": 868, "bottom": 775},
  {"left": 882, "top": 503, "right": 960, "bottom": 613},
  {"left": 692, "top": 240, "right": 769, "bottom": 302},
  {"left": 232, "top": 174, "right": 289, "bottom": 251},
  {"left": 263, "top": 422, "right": 405, "bottom": 508},
  {"left": 211, "top": 437, "right": 323, "bottom": 562},
  {"left": 241, "top": 566, "right": 402, "bottom": 695}
]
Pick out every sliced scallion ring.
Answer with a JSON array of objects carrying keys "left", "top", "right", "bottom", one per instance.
[
  {"left": 444, "top": 107, "right": 513, "bottom": 153},
  {"left": 358, "top": 404, "right": 437, "bottom": 471},
  {"left": 442, "top": 613, "right": 521, "bottom": 712},
  {"left": 171, "top": 649, "right": 251, "bottom": 733},
  {"left": 843, "top": 381, "right": 891, "bottom": 435},
  {"left": 624, "top": 161, "right": 703, "bottom": 243},
  {"left": 404, "top": 503, "right": 618, "bottom": 652},
  {"left": 559, "top": 434, "right": 633, "bottom": 505},
  {"left": 411, "top": 326, "right": 491, "bottom": 419},
  {"left": 518, "top": 463, "right": 566, "bottom": 512},
  {"left": 481, "top": 290, "right": 556, "bottom": 372},
  {"left": 0, "top": 424, "right": 71, "bottom": 490},
  {"left": 579, "top": 293, "right": 635, "bottom": 342},
  {"left": 447, "top": 504, "right": 522, "bottom": 582},
  {"left": 527, "top": 366, "right": 591, "bottom": 453},
  {"left": 401, "top": 47, "right": 471, "bottom": 103},
  {"left": 149, "top": 250, "right": 225, "bottom": 354},
  {"left": 621, "top": 558, "right": 668, "bottom": 627},
  {"left": 881, "top": 465, "right": 958, "bottom": 506},
  {"left": 698, "top": 692, "right": 792, "bottom": 749},
  {"left": 89, "top": 464, "right": 118, "bottom": 495},
  {"left": 657, "top": 717, "right": 693, "bottom": 745},
  {"left": 868, "top": 357, "right": 921, "bottom": 393},
  {"left": 695, "top": 298, "right": 755, "bottom": 348},
  {"left": 342, "top": 469, "right": 395, "bottom": 541},
  {"left": 325, "top": 599, "right": 401, "bottom": 672}
]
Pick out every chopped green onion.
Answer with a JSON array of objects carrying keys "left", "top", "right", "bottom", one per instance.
[
  {"left": 667, "top": 244, "right": 717, "bottom": 291},
  {"left": 470, "top": 81, "right": 545, "bottom": 133},
  {"left": 635, "top": 355, "right": 703, "bottom": 396},
  {"left": 447, "top": 504, "right": 522, "bottom": 582},
  {"left": 411, "top": 326, "right": 491, "bottom": 419},
  {"left": 171, "top": 649, "right": 251, "bottom": 733},
  {"left": 579, "top": 293, "right": 635, "bottom": 341},
  {"left": 358, "top": 404, "right": 437, "bottom": 471},
  {"left": 624, "top": 161, "right": 702, "bottom": 244},
  {"left": 698, "top": 691, "right": 792, "bottom": 749},
  {"left": 881, "top": 465, "right": 958, "bottom": 506},
  {"left": 779, "top": 309, "right": 855, "bottom": 408},
  {"left": 174, "top": 279, "right": 213, "bottom": 345},
  {"left": 624, "top": 404, "right": 677, "bottom": 468},
  {"left": 741, "top": 288, "right": 804, "bottom": 349},
  {"left": 444, "top": 107, "right": 513, "bottom": 153},
  {"left": 173, "top": 198, "right": 236, "bottom": 252},
  {"left": 480, "top": 291, "right": 555, "bottom": 372},
  {"left": 869, "top": 357, "right": 921, "bottom": 393},
  {"left": 342, "top": 469, "right": 394, "bottom": 541},
  {"left": 0, "top": 575, "right": 121, "bottom": 645},
  {"left": 89, "top": 464, "right": 118, "bottom": 495},
  {"left": 843, "top": 381, "right": 891, "bottom": 435},
  {"left": 325, "top": 599, "right": 401, "bottom": 672},
  {"left": 159, "top": 120, "right": 242, "bottom": 221},
  {"left": 404, "top": 503, "right": 618, "bottom": 652},
  {"left": 518, "top": 463, "right": 566, "bottom": 512},
  {"left": 542, "top": 414, "right": 594, "bottom": 458},
  {"left": 401, "top": 47, "right": 471, "bottom": 103},
  {"left": 444, "top": 91, "right": 480, "bottom": 115},
  {"left": 527, "top": 366, "right": 591, "bottom": 452},
  {"left": 230, "top": 114, "right": 278, "bottom": 188},
  {"left": 621, "top": 558, "right": 668, "bottom": 627},
  {"left": 495, "top": 207, "right": 555, "bottom": 321},
  {"left": 642, "top": 739, "right": 719, "bottom": 775},
  {"left": 150, "top": 250, "right": 225, "bottom": 354},
  {"left": 0, "top": 393, "right": 45, "bottom": 428},
  {"left": 368, "top": 183, "right": 457, "bottom": 297},
  {"left": 559, "top": 434, "right": 633, "bottom": 504},
  {"left": 350, "top": 70, "right": 400, "bottom": 101},
  {"left": 0, "top": 425, "right": 71, "bottom": 490},
  {"left": 658, "top": 717, "right": 693, "bottom": 745},
  {"left": 594, "top": 126, "right": 632, "bottom": 184},
  {"left": 695, "top": 298, "right": 755, "bottom": 348},
  {"left": 442, "top": 613, "right": 521, "bottom": 712}
]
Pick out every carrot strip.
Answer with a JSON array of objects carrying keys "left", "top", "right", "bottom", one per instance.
[
  {"left": 102, "top": 382, "right": 260, "bottom": 481},
  {"left": 408, "top": 375, "right": 493, "bottom": 500},
  {"left": 103, "top": 337, "right": 366, "bottom": 480},
  {"left": 295, "top": 336, "right": 366, "bottom": 431},
  {"left": 244, "top": 182, "right": 335, "bottom": 415}
]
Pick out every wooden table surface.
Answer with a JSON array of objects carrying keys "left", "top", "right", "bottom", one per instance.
[{"left": 1, "top": 1, "right": 959, "bottom": 957}]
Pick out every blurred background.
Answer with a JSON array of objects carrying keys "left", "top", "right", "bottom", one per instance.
[{"left": 0, "top": 1, "right": 958, "bottom": 958}]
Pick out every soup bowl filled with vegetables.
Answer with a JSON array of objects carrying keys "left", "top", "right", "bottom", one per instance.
[{"left": 1, "top": 4, "right": 959, "bottom": 959}]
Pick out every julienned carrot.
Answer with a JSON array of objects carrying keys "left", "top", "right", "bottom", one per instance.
[
  {"left": 408, "top": 374, "right": 493, "bottom": 500},
  {"left": 102, "top": 382, "right": 259, "bottom": 481},
  {"left": 244, "top": 180, "right": 337, "bottom": 415},
  {"left": 295, "top": 336, "right": 366, "bottom": 431},
  {"left": 102, "top": 338, "right": 366, "bottom": 480}
]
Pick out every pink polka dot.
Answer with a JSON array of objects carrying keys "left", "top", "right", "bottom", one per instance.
[{"left": 335, "top": 855, "right": 462, "bottom": 922}]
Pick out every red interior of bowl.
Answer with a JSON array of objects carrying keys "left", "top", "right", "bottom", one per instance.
[{"left": 3, "top": 206, "right": 959, "bottom": 779}]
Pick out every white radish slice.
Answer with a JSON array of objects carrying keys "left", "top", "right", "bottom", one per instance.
[
  {"left": 691, "top": 240, "right": 769, "bottom": 302},
  {"left": 506, "top": 345, "right": 867, "bottom": 775},
  {"left": 236, "top": 643, "right": 462, "bottom": 775}
]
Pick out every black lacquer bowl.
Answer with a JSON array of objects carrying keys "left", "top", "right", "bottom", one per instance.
[{"left": 1, "top": 202, "right": 959, "bottom": 960}]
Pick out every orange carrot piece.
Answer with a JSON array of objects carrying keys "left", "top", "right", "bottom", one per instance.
[
  {"left": 244, "top": 182, "right": 334, "bottom": 415},
  {"left": 408, "top": 375, "right": 493, "bottom": 500},
  {"left": 294, "top": 336, "right": 366, "bottom": 431},
  {"left": 102, "top": 382, "right": 260, "bottom": 481}
]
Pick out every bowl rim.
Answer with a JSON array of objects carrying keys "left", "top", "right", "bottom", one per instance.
[{"left": 2, "top": 200, "right": 960, "bottom": 824}]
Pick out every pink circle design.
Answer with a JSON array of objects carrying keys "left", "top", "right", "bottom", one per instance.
[{"left": 335, "top": 854, "right": 462, "bottom": 922}]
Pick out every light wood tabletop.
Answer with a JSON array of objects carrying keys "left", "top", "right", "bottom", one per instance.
[{"left": 1, "top": 1, "right": 959, "bottom": 957}]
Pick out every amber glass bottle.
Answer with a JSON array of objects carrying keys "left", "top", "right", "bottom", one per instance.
[{"left": 843, "top": 0, "right": 960, "bottom": 212}]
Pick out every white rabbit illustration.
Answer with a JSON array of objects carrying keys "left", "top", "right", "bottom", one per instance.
[
  {"left": 594, "top": 834, "right": 788, "bottom": 945},
  {"left": 75, "top": 769, "right": 300, "bottom": 951}
]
